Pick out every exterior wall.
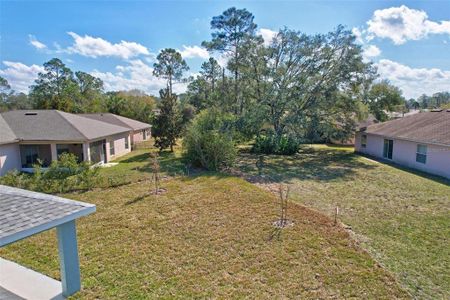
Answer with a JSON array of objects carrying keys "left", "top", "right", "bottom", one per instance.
[
  {"left": 132, "top": 128, "right": 151, "bottom": 144},
  {"left": 0, "top": 143, "right": 21, "bottom": 176},
  {"left": 355, "top": 132, "right": 384, "bottom": 157},
  {"left": 106, "top": 132, "right": 131, "bottom": 162},
  {"left": 355, "top": 132, "right": 450, "bottom": 179}
]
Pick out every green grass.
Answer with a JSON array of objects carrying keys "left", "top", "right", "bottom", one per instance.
[
  {"left": 236, "top": 144, "right": 450, "bottom": 299},
  {"left": 0, "top": 144, "right": 408, "bottom": 299}
]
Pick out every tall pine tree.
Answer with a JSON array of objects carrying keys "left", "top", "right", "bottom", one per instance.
[{"left": 152, "top": 89, "right": 183, "bottom": 152}]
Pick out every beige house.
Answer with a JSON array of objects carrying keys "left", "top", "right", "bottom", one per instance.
[
  {"left": 82, "top": 113, "right": 151, "bottom": 146},
  {"left": 0, "top": 110, "right": 150, "bottom": 176},
  {"left": 355, "top": 110, "right": 450, "bottom": 179}
]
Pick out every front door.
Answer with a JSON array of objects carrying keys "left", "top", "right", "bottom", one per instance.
[{"left": 383, "top": 139, "right": 393, "bottom": 159}]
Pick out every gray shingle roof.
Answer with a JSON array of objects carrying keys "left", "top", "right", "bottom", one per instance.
[
  {"left": 0, "top": 115, "right": 18, "bottom": 145},
  {"left": 82, "top": 113, "right": 151, "bottom": 131},
  {"left": 362, "top": 110, "right": 450, "bottom": 146},
  {"left": 0, "top": 185, "right": 95, "bottom": 247},
  {"left": 1, "top": 110, "right": 130, "bottom": 142}
]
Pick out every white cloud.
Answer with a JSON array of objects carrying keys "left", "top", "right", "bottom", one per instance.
[
  {"left": 28, "top": 35, "right": 47, "bottom": 50},
  {"left": 258, "top": 28, "right": 277, "bottom": 46},
  {"left": 367, "top": 5, "right": 450, "bottom": 44},
  {"left": 212, "top": 53, "right": 230, "bottom": 68},
  {"left": 351, "top": 27, "right": 365, "bottom": 44},
  {"left": 0, "top": 61, "right": 44, "bottom": 93},
  {"left": 376, "top": 59, "right": 450, "bottom": 98},
  {"left": 363, "top": 45, "right": 381, "bottom": 60},
  {"left": 66, "top": 32, "right": 150, "bottom": 59},
  {"left": 91, "top": 59, "right": 187, "bottom": 95},
  {"left": 179, "top": 45, "right": 209, "bottom": 59}
]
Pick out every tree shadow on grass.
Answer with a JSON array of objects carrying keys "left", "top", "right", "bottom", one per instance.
[
  {"left": 236, "top": 147, "right": 378, "bottom": 183},
  {"left": 125, "top": 193, "right": 149, "bottom": 205}
]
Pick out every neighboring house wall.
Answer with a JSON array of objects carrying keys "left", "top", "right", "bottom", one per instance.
[
  {"left": 0, "top": 143, "right": 21, "bottom": 176},
  {"left": 132, "top": 128, "right": 151, "bottom": 144},
  {"left": 355, "top": 132, "right": 450, "bottom": 179},
  {"left": 107, "top": 132, "right": 131, "bottom": 161}
]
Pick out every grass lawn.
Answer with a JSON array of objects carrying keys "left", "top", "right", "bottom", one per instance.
[
  {"left": 236, "top": 145, "right": 450, "bottom": 299},
  {"left": 0, "top": 144, "right": 408, "bottom": 299}
]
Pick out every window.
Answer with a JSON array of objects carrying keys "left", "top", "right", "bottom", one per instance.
[
  {"left": 125, "top": 137, "right": 129, "bottom": 149},
  {"left": 20, "top": 144, "right": 51, "bottom": 167},
  {"left": 143, "top": 129, "right": 147, "bottom": 140},
  {"left": 383, "top": 139, "right": 393, "bottom": 159},
  {"left": 110, "top": 141, "right": 115, "bottom": 156},
  {"left": 416, "top": 144, "right": 427, "bottom": 164},
  {"left": 56, "top": 144, "right": 70, "bottom": 157},
  {"left": 361, "top": 135, "right": 367, "bottom": 148},
  {"left": 21, "top": 145, "right": 39, "bottom": 167}
]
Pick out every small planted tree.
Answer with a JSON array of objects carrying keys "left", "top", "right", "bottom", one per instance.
[
  {"left": 274, "top": 184, "right": 291, "bottom": 228},
  {"left": 149, "top": 152, "right": 162, "bottom": 194}
]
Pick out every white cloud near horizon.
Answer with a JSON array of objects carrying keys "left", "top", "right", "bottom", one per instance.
[
  {"left": 28, "top": 35, "right": 47, "bottom": 50},
  {"left": 179, "top": 45, "right": 209, "bottom": 59},
  {"left": 376, "top": 59, "right": 450, "bottom": 98},
  {"left": 0, "top": 61, "right": 45, "bottom": 93},
  {"left": 91, "top": 59, "right": 187, "bottom": 95},
  {"left": 258, "top": 28, "right": 277, "bottom": 46},
  {"left": 66, "top": 32, "right": 150, "bottom": 59},
  {"left": 366, "top": 5, "right": 450, "bottom": 44}
]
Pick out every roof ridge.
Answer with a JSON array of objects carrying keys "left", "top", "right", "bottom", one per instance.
[
  {"left": 105, "top": 113, "right": 134, "bottom": 130},
  {"left": 56, "top": 110, "right": 89, "bottom": 140},
  {"left": 80, "top": 113, "right": 134, "bottom": 130}
]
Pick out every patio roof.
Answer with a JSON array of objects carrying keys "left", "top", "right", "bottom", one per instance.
[
  {"left": 0, "top": 185, "right": 96, "bottom": 298},
  {"left": 0, "top": 185, "right": 95, "bottom": 247}
]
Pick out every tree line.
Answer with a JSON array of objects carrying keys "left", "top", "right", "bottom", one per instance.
[
  {"left": 0, "top": 59, "right": 157, "bottom": 124},
  {"left": 2, "top": 7, "right": 449, "bottom": 167}
]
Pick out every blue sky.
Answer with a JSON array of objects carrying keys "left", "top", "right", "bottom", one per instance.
[{"left": 1, "top": 0, "right": 449, "bottom": 98}]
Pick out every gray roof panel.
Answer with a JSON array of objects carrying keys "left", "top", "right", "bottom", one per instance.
[
  {"left": 58, "top": 111, "right": 130, "bottom": 140},
  {"left": 82, "top": 113, "right": 151, "bottom": 131},
  {"left": 1, "top": 110, "right": 86, "bottom": 141},
  {"left": 0, "top": 185, "right": 95, "bottom": 247},
  {"left": 0, "top": 115, "right": 18, "bottom": 144},
  {"left": 363, "top": 111, "right": 450, "bottom": 146},
  {"left": 0, "top": 110, "right": 130, "bottom": 142}
]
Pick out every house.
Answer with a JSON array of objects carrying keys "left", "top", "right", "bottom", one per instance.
[
  {"left": 0, "top": 110, "right": 150, "bottom": 176},
  {"left": 355, "top": 109, "right": 450, "bottom": 179},
  {"left": 81, "top": 113, "right": 151, "bottom": 146},
  {"left": 330, "top": 115, "right": 378, "bottom": 145}
]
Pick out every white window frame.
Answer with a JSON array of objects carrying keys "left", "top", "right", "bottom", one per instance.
[
  {"left": 109, "top": 141, "right": 115, "bottom": 156},
  {"left": 416, "top": 144, "right": 427, "bottom": 164},
  {"left": 361, "top": 134, "right": 367, "bottom": 148}
]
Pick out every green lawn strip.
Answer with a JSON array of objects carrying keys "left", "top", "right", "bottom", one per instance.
[
  {"left": 0, "top": 169, "right": 407, "bottom": 298},
  {"left": 236, "top": 145, "right": 449, "bottom": 299}
]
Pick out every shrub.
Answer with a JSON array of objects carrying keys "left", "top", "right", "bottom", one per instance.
[
  {"left": 252, "top": 133, "right": 300, "bottom": 155},
  {"left": 183, "top": 109, "right": 237, "bottom": 171},
  {"left": 0, "top": 170, "right": 27, "bottom": 189},
  {"left": 0, "top": 153, "right": 101, "bottom": 193}
]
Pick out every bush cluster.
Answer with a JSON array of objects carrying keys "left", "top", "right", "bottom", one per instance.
[
  {"left": 0, "top": 153, "right": 101, "bottom": 194},
  {"left": 183, "top": 109, "right": 237, "bottom": 171},
  {"left": 252, "top": 133, "right": 300, "bottom": 155}
]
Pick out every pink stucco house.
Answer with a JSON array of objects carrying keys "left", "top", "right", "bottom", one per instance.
[
  {"left": 355, "top": 109, "right": 450, "bottom": 179},
  {"left": 81, "top": 113, "right": 151, "bottom": 146},
  {"left": 0, "top": 110, "right": 151, "bottom": 176}
]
